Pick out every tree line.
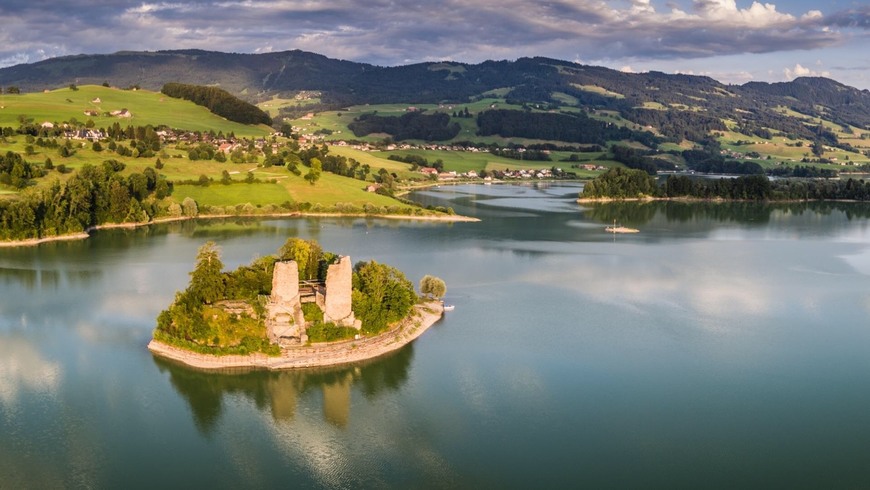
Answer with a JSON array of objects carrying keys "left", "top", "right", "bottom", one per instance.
[
  {"left": 161, "top": 82, "right": 272, "bottom": 125},
  {"left": 476, "top": 109, "right": 650, "bottom": 146},
  {"left": 348, "top": 112, "right": 461, "bottom": 141},
  {"left": 0, "top": 159, "right": 171, "bottom": 240},
  {"left": 582, "top": 167, "right": 870, "bottom": 202}
]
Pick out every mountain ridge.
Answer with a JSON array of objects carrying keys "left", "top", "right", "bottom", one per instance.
[{"left": 1, "top": 49, "right": 868, "bottom": 136}]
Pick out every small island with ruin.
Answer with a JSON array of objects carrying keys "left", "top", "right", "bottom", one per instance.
[{"left": 147, "top": 238, "right": 447, "bottom": 370}]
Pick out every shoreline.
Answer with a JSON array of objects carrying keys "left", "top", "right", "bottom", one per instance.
[
  {"left": 0, "top": 211, "right": 479, "bottom": 248},
  {"left": 147, "top": 301, "right": 445, "bottom": 371}
]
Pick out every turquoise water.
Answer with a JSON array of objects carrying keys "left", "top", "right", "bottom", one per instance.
[{"left": 2, "top": 183, "right": 870, "bottom": 488}]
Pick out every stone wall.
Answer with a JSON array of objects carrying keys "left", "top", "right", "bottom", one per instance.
[
  {"left": 267, "top": 260, "right": 305, "bottom": 343},
  {"left": 323, "top": 256, "right": 359, "bottom": 329},
  {"left": 271, "top": 261, "right": 299, "bottom": 304}
]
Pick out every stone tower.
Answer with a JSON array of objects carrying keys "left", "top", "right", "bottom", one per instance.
[
  {"left": 323, "top": 256, "right": 360, "bottom": 329},
  {"left": 267, "top": 260, "right": 306, "bottom": 343}
]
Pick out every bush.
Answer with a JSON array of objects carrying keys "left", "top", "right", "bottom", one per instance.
[{"left": 307, "top": 322, "right": 357, "bottom": 343}]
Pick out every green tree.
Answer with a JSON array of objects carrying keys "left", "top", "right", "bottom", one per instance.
[
  {"left": 419, "top": 275, "right": 446, "bottom": 299},
  {"left": 304, "top": 158, "right": 322, "bottom": 185},
  {"left": 188, "top": 242, "right": 225, "bottom": 304},
  {"left": 352, "top": 260, "right": 416, "bottom": 334},
  {"left": 181, "top": 197, "right": 198, "bottom": 217},
  {"left": 278, "top": 238, "right": 323, "bottom": 280}
]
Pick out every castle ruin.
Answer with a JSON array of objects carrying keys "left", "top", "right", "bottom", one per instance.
[{"left": 266, "top": 255, "right": 359, "bottom": 345}]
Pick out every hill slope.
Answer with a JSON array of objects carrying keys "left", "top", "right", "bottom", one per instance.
[{"left": 2, "top": 49, "right": 869, "bottom": 140}]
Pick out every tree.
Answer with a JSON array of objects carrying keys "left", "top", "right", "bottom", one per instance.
[
  {"left": 278, "top": 238, "right": 322, "bottom": 280},
  {"left": 181, "top": 197, "right": 198, "bottom": 217},
  {"left": 304, "top": 158, "right": 322, "bottom": 185},
  {"left": 352, "top": 260, "right": 416, "bottom": 334},
  {"left": 419, "top": 275, "right": 447, "bottom": 299},
  {"left": 188, "top": 242, "right": 225, "bottom": 304}
]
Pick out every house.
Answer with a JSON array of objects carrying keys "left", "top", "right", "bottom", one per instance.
[
  {"left": 41, "top": 121, "right": 55, "bottom": 129},
  {"left": 419, "top": 167, "right": 438, "bottom": 175},
  {"left": 365, "top": 184, "right": 382, "bottom": 193}
]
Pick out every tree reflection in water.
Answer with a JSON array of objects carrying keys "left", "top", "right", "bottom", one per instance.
[{"left": 153, "top": 344, "right": 414, "bottom": 434}]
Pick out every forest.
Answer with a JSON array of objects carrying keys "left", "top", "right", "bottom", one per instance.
[
  {"left": 161, "top": 82, "right": 272, "bottom": 125},
  {"left": 476, "top": 109, "right": 643, "bottom": 145},
  {"left": 0, "top": 158, "right": 171, "bottom": 240},
  {"left": 582, "top": 167, "right": 870, "bottom": 202},
  {"left": 347, "top": 112, "right": 460, "bottom": 141}
]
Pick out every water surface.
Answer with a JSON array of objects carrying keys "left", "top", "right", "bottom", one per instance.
[{"left": 2, "top": 183, "right": 870, "bottom": 488}]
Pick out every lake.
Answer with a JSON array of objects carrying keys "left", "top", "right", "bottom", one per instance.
[{"left": 2, "top": 183, "right": 870, "bottom": 488}]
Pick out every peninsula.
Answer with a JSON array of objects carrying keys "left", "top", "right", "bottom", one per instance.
[{"left": 148, "top": 238, "right": 447, "bottom": 370}]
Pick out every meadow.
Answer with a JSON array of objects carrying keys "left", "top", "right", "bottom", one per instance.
[{"left": 0, "top": 85, "right": 271, "bottom": 137}]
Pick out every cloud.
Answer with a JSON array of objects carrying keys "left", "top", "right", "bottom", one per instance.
[
  {"left": 0, "top": 336, "right": 61, "bottom": 407},
  {"left": 784, "top": 63, "right": 831, "bottom": 80},
  {"left": 822, "top": 6, "right": 870, "bottom": 29},
  {"left": 0, "top": 0, "right": 859, "bottom": 73}
]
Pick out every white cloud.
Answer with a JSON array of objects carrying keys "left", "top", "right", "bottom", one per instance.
[
  {"left": 0, "top": 337, "right": 61, "bottom": 407},
  {"left": 784, "top": 63, "right": 831, "bottom": 80}
]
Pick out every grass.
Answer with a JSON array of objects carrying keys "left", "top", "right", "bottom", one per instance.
[
  {"left": 380, "top": 148, "right": 526, "bottom": 173},
  {"left": 201, "top": 305, "right": 266, "bottom": 347},
  {"left": 258, "top": 93, "right": 321, "bottom": 117},
  {"left": 0, "top": 85, "right": 271, "bottom": 137},
  {"left": 288, "top": 98, "right": 528, "bottom": 145},
  {"left": 571, "top": 84, "right": 624, "bottom": 99},
  {"left": 326, "top": 145, "right": 418, "bottom": 179},
  {"left": 173, "top": 182, "right": 293, "bottom": 207}
]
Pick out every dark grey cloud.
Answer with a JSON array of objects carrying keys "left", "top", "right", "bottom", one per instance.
[
  {"left": 823, "top": 6, "right": 870, "bottom": 28},
  {"left": 0, "top": 0, "right": 860, "bottom": 70}
]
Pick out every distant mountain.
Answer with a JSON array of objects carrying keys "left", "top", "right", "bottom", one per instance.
[{"left": 2, "top": 49, "right": 869, "bottom": 134}]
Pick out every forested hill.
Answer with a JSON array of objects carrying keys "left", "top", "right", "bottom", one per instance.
[{"left": 2, "top": 50, "right": 870, "bottom": 130}]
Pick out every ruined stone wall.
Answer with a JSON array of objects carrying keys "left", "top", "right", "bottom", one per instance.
[
  {"left": 323, "top": 256, "right": 358, "bottom": 328},
  {"left": 268, "top": 260, "right": 305, "bottom": 343},
  {"left": 271, "top": 261, "right": 299, "bottom": 304}
]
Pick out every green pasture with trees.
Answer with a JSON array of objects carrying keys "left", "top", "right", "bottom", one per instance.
[{"left": 0, "top": 85, "right": 271, "bottom": 137}]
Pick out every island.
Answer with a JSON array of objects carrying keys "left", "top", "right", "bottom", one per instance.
[{"left": 147, "top": 238, "right": 447, "bottom": 370}]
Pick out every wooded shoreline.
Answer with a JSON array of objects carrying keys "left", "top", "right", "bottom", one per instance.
[{"left": 0, "top": 211, "right": 478, "bottom": 248}]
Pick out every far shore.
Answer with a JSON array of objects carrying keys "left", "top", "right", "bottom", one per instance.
[
  {"left": 577, "top": 196, "right": 869, "bottom": 204},
  {"left": 147, "top": 301, "right": 445, "bottom": 371},
  {"left": 0, "top": 211, "right": 478, "bottom": 248}
]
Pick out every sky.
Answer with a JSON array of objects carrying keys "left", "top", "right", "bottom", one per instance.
[{"left": 0, "top": 0, "right": 868, "bottom": 89}]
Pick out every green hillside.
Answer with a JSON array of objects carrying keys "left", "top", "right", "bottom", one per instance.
[{"left": 0, "top": 85, "right": 271, "bottom": 137}]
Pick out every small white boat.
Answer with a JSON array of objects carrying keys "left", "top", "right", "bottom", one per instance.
[{"left": 443, "top": 304, "right": 455, "bottom": 312}]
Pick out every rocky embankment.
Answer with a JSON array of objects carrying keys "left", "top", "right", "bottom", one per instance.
[{"left": 147, "top": 301, "right": 444, "bottom": 370}]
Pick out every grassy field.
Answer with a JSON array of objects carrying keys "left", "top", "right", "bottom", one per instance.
[
  {"left": 0, "top": 85, "right": 271, "bottom": 137},
  {"left": 258, "top": 93, "right": 321, "bottom": 117},
  {"left": 173, "top": 182, "right": 293, "bottom": 207},
  {"left": 175, "top": 171, "right": 415, "bottom": 210},
  {"left": 571, "top": 84, "right": 625, "bottom": 99},
  {"left": 326, "top": 145, "right": 418, "bottom": 179}
]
